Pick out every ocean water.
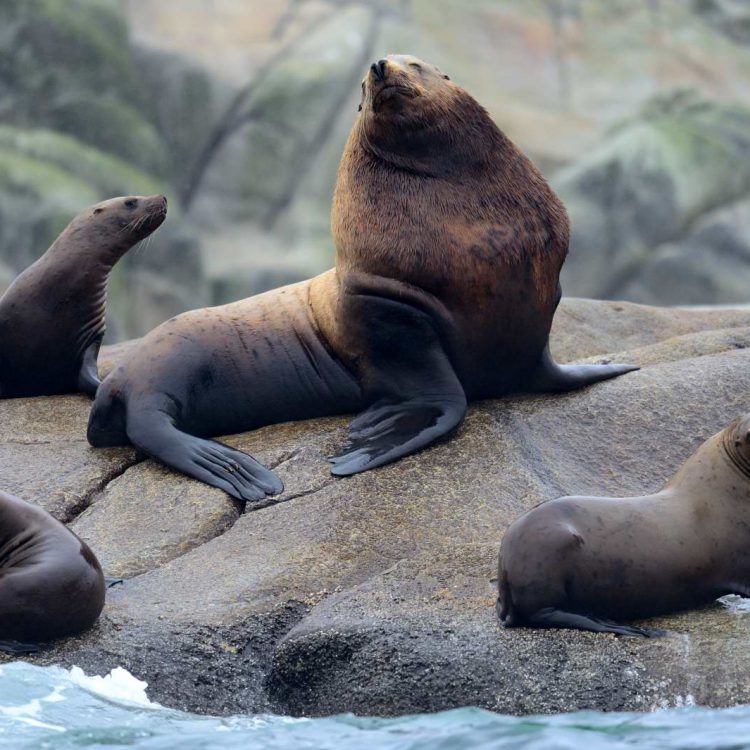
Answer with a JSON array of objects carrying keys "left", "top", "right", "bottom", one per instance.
[{"left": 1, "top": 662, "right": 749, "bottom": 750}]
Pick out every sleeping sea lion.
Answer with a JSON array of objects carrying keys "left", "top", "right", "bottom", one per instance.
[
  {"left": 497, "top": 414, "right": 750, "bottom": 637},
  {"left": 87, "top": 55, "right": 636, "bottom": 501},
  {"left": 0, "top": 195, "right": 167, "bottom": 398},
  {"left": 0, "top": 490, "right": 105, "bottom": 652}
]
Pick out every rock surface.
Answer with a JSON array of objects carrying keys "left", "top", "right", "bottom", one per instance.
[{"left": 5, "top": 298, "right": 750, "bottom": 716}]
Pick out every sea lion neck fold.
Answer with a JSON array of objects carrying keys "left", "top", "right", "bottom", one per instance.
[{"left": 722, "top": 416, "right": 750, "bottom": 479}]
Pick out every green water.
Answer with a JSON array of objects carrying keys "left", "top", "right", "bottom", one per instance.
[{"left": 0, "top": 661, "right": 745, "bottom": 750}]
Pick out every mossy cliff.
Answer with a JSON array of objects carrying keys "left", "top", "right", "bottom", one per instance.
[{"left": 557, "top": 91, "right": 750, "bottom": 304}]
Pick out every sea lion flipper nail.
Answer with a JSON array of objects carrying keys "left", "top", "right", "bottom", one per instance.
[
  {"left": 527, "top": 345, "right": 639, "bottom": 393},
  {"left": 330, "top": 394, "right": 466, "bottom": 476},
  {"left": 77, "top": 338, "right": 103, "bottom": 397}
]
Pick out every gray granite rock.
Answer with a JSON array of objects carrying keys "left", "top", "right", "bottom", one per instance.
[{"left": 5, "top": 298, "right": 750, "bottom": 717}]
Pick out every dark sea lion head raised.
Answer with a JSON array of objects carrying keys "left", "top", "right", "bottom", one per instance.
[
  {"left": 0, "top": 194, "right": 168, "bottom": 398},
  {"left": 63, "top": 194, "right": 168, "bottom": 259}
]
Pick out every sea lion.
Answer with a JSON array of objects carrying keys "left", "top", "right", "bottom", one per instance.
[
  {"left": 0, "top": 195, "right": 167, "bottom": 398},
  {"left": 0, "top": 490, "right": 105, "bottom": 651},
  {"left": 497, "top": 414, "right": 750, "bottom": 637},
  {"left": 87, "top": 55, "right": 636, "bottom": 502}
]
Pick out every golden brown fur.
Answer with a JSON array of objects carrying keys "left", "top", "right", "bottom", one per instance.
[{"left": 327, "top": 54, "right": 570, "bottom": 397}]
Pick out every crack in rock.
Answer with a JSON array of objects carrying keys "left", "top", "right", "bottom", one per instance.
[
  {"left": 62, "top": 455, "right": 145, "bottom": 525},
  {"left": 244, "top": 476, "right": 337, "bottom": 514}
]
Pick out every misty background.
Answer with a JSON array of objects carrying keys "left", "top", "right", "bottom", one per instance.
[{"left": 2, "top": 0, "right": 750, "bottom": 342}]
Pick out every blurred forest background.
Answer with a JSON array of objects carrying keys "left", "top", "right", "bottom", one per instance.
[{"left": 3, "top": 0, "right": 750, "bottom": 341}]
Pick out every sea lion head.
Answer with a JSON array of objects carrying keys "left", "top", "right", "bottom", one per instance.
[
  {"left": 724, "top": 414, "right": 750, "bottom": 476},
  {"left": 66, "top": 195, "right": 168, "bottom": 258},
  {"left": 356, "top": 54, "right": 496, "bottom": 175}
]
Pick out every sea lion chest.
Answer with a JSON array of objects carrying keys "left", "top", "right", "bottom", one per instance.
[
  {"left": 333, "top": 158, "right": 564, "bottom": 396},
  {"left": 0, "top": 257, "right": 102, "bottom": 395}
]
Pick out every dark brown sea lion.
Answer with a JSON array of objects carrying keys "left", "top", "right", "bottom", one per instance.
[
  {"left": 87, "top": 55, "right": 636, "bottom": 502},
  {"left": 0, "top": 490, "right": 105, "bottom": 652},
  {"left": 0, "top": 195, "right": 167, "bottom": 398},
  {"left": 497, "top": 415, "right": 750, "bottom": 637}
]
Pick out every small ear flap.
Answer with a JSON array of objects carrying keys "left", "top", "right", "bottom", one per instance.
[{"left": 93, "top": 208, "right": 104, "bottom": 215}]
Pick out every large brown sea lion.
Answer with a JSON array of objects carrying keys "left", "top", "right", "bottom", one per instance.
[
  {"left": 497, "top": 414, "right": 750, "bottom": 637},
  {"left": 87, "top": 55, "right": 636, "bottom": 502},
  {"left": 0, "top": 195, "right": 167, "bottom": 398},
  {"left": 0, "top": 490, "right": 105, "bottom": 652}
]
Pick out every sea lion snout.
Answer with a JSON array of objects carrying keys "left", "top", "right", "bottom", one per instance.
[
  {"left": 146, "top": 194, "right": 168, "bottom": 216},
  {"left": 371, "top": 59, "right": 387, "bottom": 81}
]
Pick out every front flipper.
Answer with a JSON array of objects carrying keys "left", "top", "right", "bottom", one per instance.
[
  {"left": 517, "top": 606, "right": 665, "bottom": 638},
  {"left": 528, "top": 344, "right": 638, "bottom": 394},
  {"left": 329, "top": 274, "right": 467, "bottom": 477},
  {"left": 330, "top": 393, "right": 466, "bottom": 476},
  {"left": 126, "top": 404, "right": 283, "bottom": 503},
  {"left": 77, "top": 338, "right": 102, "bottom": 397}
]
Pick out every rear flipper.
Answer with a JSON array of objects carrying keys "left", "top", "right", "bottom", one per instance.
[
  {"left": 528, "top": 345, "right": 638, "bottom": 393},
  {"left": 509, "top": 606, "right": 665, "bottom": 638},
  {"left": 0, "top": 641, "right": 40, "bottom": 654},
  {"left": 126, "top": 406, "right": 283, "bottom": 503},
  {"left": 329, "top": 276, "right": 467, "bottom": 476}
]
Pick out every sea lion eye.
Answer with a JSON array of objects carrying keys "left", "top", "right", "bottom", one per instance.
[
  {"left": 93, "top": 208, "right": 104, "bottom": 215},
  {"left": 409, "top": 62, "right": 422, "bottom": 71},
  {"left": 443, "top": 74, "right": 450, "bottom": 80},
  {"left": 124, "top": 199, "right": 138, "bottom": 209}
]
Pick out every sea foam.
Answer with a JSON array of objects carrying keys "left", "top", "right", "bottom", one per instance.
[{"left": 66, "top": 665, "right": 161, "bottom": 708}]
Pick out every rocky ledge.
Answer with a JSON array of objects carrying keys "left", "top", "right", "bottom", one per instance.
[{"left": 4, "top": 298, "right": 750, "bottom": 716}]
